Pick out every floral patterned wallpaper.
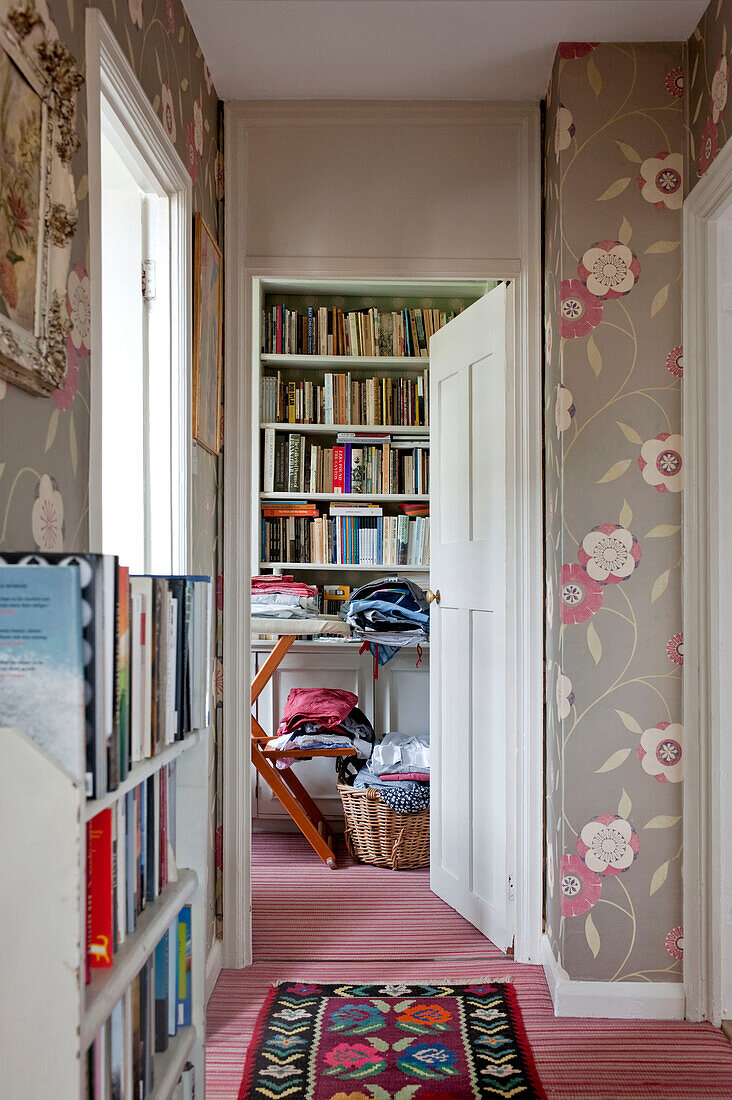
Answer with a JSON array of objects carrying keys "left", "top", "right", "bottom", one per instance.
[
  {"left": 0, "top": 0, "right": 224, "bottom": 949},
  {"left": 688, "top": 0, "right": 732, "bottom": 179},
  {"left": 544, "top": 42, "right": 684, "bottom": 982}
]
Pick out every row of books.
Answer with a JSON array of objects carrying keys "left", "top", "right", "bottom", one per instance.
[
  {"left": 87, "top": 909, "right": 193, "bottom": 1099},
  {"left": 262, "top": 303, "right": 459, "bottom": 358},
  {"left": 0, "top": 555, "right": 212, "bottom": 799},
  {"left": 261, "top": 513, "right": 430, "bottom": 567},
  {"left": 86, "top": 767, "right": 177, "bottom": 974},
  {"left": 261, "top": 371, "right": 429, "bottom": 427},
  {"left": 263, "top": 430, "right": 430, "bottom": 496}
]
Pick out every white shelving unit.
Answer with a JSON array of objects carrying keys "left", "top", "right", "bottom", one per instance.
[{"left": 0, "top": 724, "right": 210, "bottom": 1100}]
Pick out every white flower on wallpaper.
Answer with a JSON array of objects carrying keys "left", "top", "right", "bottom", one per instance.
[
  {"left": 711, "top": 55, "right": 729, "bottom": 123},
  {"left": 161, "top": 82, "right": 177, "bottom": 143},
  {"left": 545, "top": 313, "right": 553, "bottom": 365},
  {"left": 31, "top": 474, "right": 64, "bottom": 551},
  {"left": 560, "top": 853, "right": 601, "bottom": 917},
  {"left": 555, "top": 383, "right": 575, "bottom": 436},
  {"left": 66, "top": 265, "right": 90, "bottom": 354},
  {"left": 556, "top": 671, "right": 575, "bottom": 720},
  {"left": 578, "top": 524, "right": 641, "bottom": 585},
  {"left": 637, "top": 152, "right": 683, "bottom": 211},
  {"left": 637, "top": 722, "right": 683, "bottom": 783},
  {"left": 638, "top": 432, "right": 683, "bottom": 493},
  {"left": 554, "top": 104, "right": 575, "bottom": 161},
  {"left": 578, "top": 240, "right": 641, "bottom": 299},
  {"left": 577, "top": 814, "right": 640, "bottom": 876},
  {"left": 547, "top": 838, "right": 555, "bottom": 897}
]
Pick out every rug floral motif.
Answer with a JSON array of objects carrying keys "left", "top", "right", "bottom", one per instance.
[{"left": 238, "top": 982, "right": 546, "bottom": 1100}]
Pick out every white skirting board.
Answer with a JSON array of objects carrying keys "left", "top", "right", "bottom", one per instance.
[
  {"left": 206, "top": 936, "right": 223, "bottom": 1004},
  {"left": 541, "top": 935, "right": 685, "bottom": 1019}
]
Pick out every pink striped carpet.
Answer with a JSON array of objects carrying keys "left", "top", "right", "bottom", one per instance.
[{"left": 206, "top": 833, "right": 732, "bottom": 1099}]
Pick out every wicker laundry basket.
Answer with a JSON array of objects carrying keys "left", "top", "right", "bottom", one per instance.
[{"left": 337, "top": 783, "right": 429, "bottom": 870}]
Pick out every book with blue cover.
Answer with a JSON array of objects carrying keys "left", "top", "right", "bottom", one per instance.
[{"left": 0, "top": 565, "right": 85, "bottom": 781}]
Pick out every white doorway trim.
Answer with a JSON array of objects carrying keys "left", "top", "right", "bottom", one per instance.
[
  {"left": 683, "top": 135, "right": 732, "bottom": 1026},
  {"left": 86, "top": 8, "right": 192, "bottom": 570},
  {"left": 221, "top": 103, "right": 542, "bottom": 971}
]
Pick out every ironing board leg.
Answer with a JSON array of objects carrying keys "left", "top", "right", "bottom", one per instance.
[{"left": 277, "top": 766, "right": 334, "bottom": 840}]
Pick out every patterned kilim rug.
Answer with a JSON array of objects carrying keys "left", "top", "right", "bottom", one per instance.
[{"left": 237, "top": 981, "right": 546, "bottom": 1100}]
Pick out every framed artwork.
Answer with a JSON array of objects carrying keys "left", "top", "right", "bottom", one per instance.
[
  {"left": 0, "top": 4, "right": 82, "bottom": 396},
  {"left": 192, "top": 212, "right": 223, "bottom": 455}
]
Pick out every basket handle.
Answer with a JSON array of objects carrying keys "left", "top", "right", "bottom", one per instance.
[{"left": 390, "top": 826, "right": 406, "bottom": 871}]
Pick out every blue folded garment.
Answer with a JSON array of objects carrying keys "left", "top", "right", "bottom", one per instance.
[{"left": 353, "top": 766, "right": 429, "bottom": 814}]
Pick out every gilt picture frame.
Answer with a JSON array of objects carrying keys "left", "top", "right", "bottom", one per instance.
[
  {"left": 192, "top": 212, "right": 223, "bottom": 455},
  {"left": 0, "top": 3, "right": 82, "bottom": 396}
]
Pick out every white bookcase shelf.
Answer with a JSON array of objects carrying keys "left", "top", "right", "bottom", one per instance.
[
  {"left": 261, "top": 353, "right": 429, "bottom": 371},
  {"left": 260, "top": 561, "right": 430, "bottom": 572},
  {"left": 260, "top": 422, "right": 429, "bottom": 435},
  {"left": 1, "top": 724, "right": 210, "bottom": 1100},
  {"left": 260, "top": 492, "right": 429, "bottom": 503}
]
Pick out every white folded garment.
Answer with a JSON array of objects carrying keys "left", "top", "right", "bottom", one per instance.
[{"left": 371, "top": 731, "right": 430, "bottom": 775}]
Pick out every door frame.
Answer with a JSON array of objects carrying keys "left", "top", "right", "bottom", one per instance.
[
  {"left": 222, "top": 108, "right": 542, "bottom": 970},
  {"left": 682, "top": 136, "right": 732, "bottom": 1025}
]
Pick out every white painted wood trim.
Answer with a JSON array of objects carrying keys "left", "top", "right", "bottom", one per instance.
[
  {"left": 205, "top": 937, "right": 223, "bottom": 1003},
  {"left": 85, "top": 8, "right": 193, "bottom": 569},
  {"left": 683, "top": 135, "right": 732, "bottom": 1025},
  {"left": 541, "top": 935, "right": 685, "bottom": 1020}
]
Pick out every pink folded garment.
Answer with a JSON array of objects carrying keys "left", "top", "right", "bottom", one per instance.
[
  {"left": 276, "top": 687, "right": 358, "bottom": 737},
  {"left": 381, "top": 771, "right": 430, "bottom": 783},
  {"left": 251, "top": 575, "right": 318, "bottom": 599}
]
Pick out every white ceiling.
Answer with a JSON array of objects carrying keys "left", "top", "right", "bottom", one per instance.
[{"left": 182, "top": 0, "right": 708, "bottom": 102}]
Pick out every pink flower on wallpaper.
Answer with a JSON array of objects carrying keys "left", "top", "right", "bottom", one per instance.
[
  {"left": 560, "top": 854, "right": 602, "bottom": 917},
  {"left": 699, "top": 115, "right": 718, "bottom": 176},
  {"left": 665, "top": 66, "right": 684, "bottom": 99},
  {"left": 638, "top": 432, "right": 683, "bottom": 493},
  {"left": 166, "top": 0, "right": 175, "bottom": 33},
  {"left": 186, "top": 121, "right": 200, "bottom": 183},
  {"left": 665, "top": 926, "right": 684, "bottom": 960},
  {"left": 637, "top": 721, "right": 683, "bottom": 783},
  {"left": 161, "top": 82, "right": 176, "bottom": 144},
  {"left": 555, "top": 383, "right": 575, "bottom": 435},
  {"left": 558, "top": 279, "right": 602, "bottom": 339},
  {"left": 578, "top": 523, "right": 641, "bottom": 585},
  {"left": 31, "top": 474, "right": 64, "bottom": 551},
  {"left": 667, "top": 631, "right": 684, "bottom": 666},
  {"left": 54, "top": 337, "right": 79, "bottom": 411},
  {"left": 577, "top": 813, "right": 640, "bottom": 876},
  {"left": 637, "top": 152, "right": 683, "bottom": 211},
  {"left": 558, "top": 42, "right": 597, "bottom": 59},
  {"left": 559, "top": 563, "right": 603, "bottom": 625},
  {"left": 554, "top": 104, "right": 575, "bottom": 161},
  {"left": 666, "top": 345, "right": 683, "bottom": 379},
  {"left": 711, "top": 56, "right": 729, "bottom": 124},
  {"left": 578, "top": 240, "right": 641, "bottom": 299}
]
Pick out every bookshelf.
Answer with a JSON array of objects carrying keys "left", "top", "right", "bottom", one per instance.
[{"left": 1, "top": 724, "right": 210, "bottom": 1100}]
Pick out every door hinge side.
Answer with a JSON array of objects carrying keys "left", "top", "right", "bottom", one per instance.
[
  {"left": 507, "top": 873, "right": 515, "bottom": 902},
  {"left": 142, "top": 259, "right": 156, "bottom": 301}
]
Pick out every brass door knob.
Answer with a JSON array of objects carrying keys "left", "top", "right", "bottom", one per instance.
[{"left": 426, "top": 588, "right": 441, "bottom": 605}]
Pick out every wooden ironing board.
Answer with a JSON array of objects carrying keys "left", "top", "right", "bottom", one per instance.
[{"left": 250, "top": 616, "right": 354, "bottom": 868}]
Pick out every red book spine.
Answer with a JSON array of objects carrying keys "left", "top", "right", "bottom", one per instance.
[
  {"left": 276, "top": 305, "right": 283, "bottom": 354},
  {"left": 332, "top": 446, "right": 345, "bottom": 493},
  {"left": 87, "top": 808, "right": 114, "bottom": 970}
]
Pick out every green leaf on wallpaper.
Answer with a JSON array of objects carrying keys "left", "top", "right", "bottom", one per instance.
[
  {"left": 585, "top": 913, "right": 601, "bottom": 958},
  {"left": 155, "top": 47, "right": 163, "bottom": 86},
  {"left": 616, "top": 421, "right": 642, "bottom": 445},
  {"left": 650, "top": 284, "right": 670, "bottom": 317},
  {"left": 597, "top": 458, "right": 631, "bottom": 484},
  {"left": 693, "top": 24, "right": 702, "bottom": 40},
  {"left": 181, "top": 78, "right": 189, "bottom": 91},
  {"left": 723, "top": 23, "right": 727, "bottom": 54},
  {"left": 645, "top": 524, "right": 681, "bottom": 538},
  {"left": 587, "top": 620, "right": 602, "bottom": 665},
  {"left": 45, "top": 406, "right": 59, "bottom": 453},
  {"left": 587, "top": 333, "right": 602, "bottom": 376},
  {"left": 650, "top": 860, "right": 670, "bottom": 896},
  {"left": 76, "top": 175, "right": 88, "bottom": 203},
  {"left": 693, "top": 91, "right": 704, "bottom": 124},
  {"left": 616, "top": 710, "right": 642, "bottom": 735},
  {"left": 644, "top": 241, "right": 680, "bottom": 254},
  {"left": 596, "top": 177, "right": 631, "bottom": 202},
  {"left": 0, "top": 463, "right": 5, "bottom": 481},
  {"left": 651, "top": 568, "right": 670, "bottom": 603},
  {"left": 596, "top": 748, "right": 631, "bottom": 774},
  {"left": 66, "top": 0, "right": 74, "bottom": 29},
  {"left": 689, "top": 130, "right": 696, "bottom": 163},
  {"left": 69, "top": 411, "right": 78, "bottom": 477},
  {"left": 124, "top": 24, "right": 135, "bottom": 71},
  {"left": 618, "top": 216, "right": 633, "bottom": 246},
  {"left": 179, "top": 25, "right": 185, "bottom": 44},
  {"left": 615, "top": 141, "right": 643, "bottom": 164},
  {"left": 587, "top": 56, "right": 602, "bottom": 97},
  {"left": 644, "top": 815, "right": 681, "bottom": 829},
  {"left": 619, "top": 499, "right": 633, "bottom": 527},
  {"left": 718, "top": 0, "right": 725, "bottom": 18},
  {"left": 690, "top": 52, "right": 699, "bottom": 92},
  {"left": 617, "top": 789, "right": 632, "bottom": 819}
]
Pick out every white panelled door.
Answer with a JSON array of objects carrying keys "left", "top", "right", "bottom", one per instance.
[{"left": 429, "top": 282, "right": 514, "bottom": 953}]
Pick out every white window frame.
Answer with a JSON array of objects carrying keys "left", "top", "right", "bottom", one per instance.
[{"left": 86, "top": 8, "right": 192, "bottom": 572}]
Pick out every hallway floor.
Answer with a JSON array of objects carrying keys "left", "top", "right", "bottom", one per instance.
[{"left": 205, "top": 833, "right": 732, "bottom": 1099}]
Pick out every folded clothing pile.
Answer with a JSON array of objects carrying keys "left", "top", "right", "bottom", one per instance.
[
  {"left": 251, "top": 575, "right": 319, "bottom": 619},
  {"left": 353, "top": 730, "right": 430, "bottom": 814},
  {"left": 343, "top": 577, "right": 429, "bottom": 648},
  {"left": 267, "top": 687, "right": 375, "bottom": 770}
]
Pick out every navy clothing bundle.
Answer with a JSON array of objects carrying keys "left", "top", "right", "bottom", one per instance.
[
  {"left": 354, "top": 767, "right": 430, "bottom": 814},
  {"left": 342, "top": 577, "right": 430, "bottom": 665},
  {"left": 352, "top": 731, "right": 430, "bottom": 814}
]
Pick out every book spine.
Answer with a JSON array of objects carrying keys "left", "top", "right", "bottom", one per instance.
[{"left": 87, "top": 809, "right": 114, "bottom": 971}]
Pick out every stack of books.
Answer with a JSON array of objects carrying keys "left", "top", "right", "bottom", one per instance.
[
  {"left": 87, "top": 907, "right": 193, "bottom": 1099},
  {"left": 261, "top": 370, "right": 429, "bottom": 427},
  {"left": 262, "top": 303, "right": 461, "bottom": 357},
  {"left": 263, "top": 431, "right": 430, "bottom": 495},
  {"left": 0, "top": 555, "right": 212, "bottom": 800},
  {"left": 261, "top": 504, "right": 430, "bottom": 567}
]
